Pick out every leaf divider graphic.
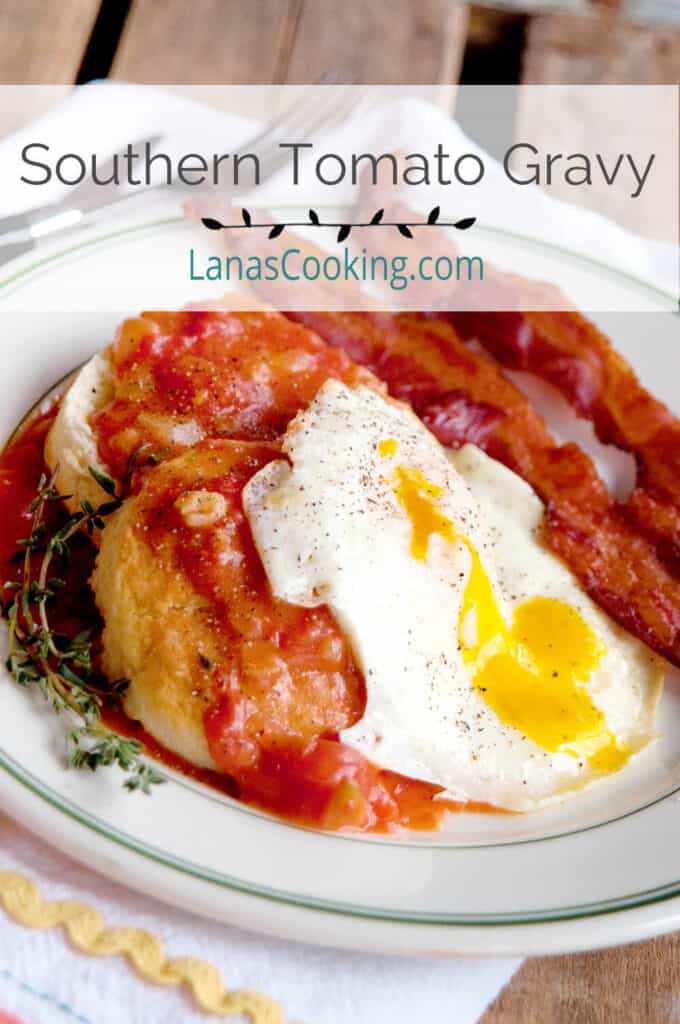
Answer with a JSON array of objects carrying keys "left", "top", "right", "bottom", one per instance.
[{"left": 202, "top": 207, "right": 476, "bottom": 243}]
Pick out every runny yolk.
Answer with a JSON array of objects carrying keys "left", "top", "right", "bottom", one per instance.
[
  {"left": 392, "top": 465, "right": 456, "bottom": 560},
  {"left": 378, "top": 440, "right": 629, "bottom": 773}
]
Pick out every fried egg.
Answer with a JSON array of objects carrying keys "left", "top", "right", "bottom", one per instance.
[{"left": 243, "top": 380, "right": 663, "bottom": 811}]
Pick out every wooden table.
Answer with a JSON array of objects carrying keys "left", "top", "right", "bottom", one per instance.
[{"left": 0, "top": 1, "right": 678, "bottom": 1020}]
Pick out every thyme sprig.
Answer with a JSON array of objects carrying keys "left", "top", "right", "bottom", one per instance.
[{"left": 2, "top": 466, "right": 164, "bottom": 794}]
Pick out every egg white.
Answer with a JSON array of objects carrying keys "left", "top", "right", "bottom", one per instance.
[
  {"left": 244, "top": 379, "right": 663, "bottom": 811},
  {"left": 45, "top": 352, "right": 113, "bottom": 515}
]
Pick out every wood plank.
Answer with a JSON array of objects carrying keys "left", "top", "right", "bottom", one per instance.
[
  {"left": 522, "top": 9, "right": 680, "bottom": 83},
  {"left": 518, "top": 9, "right": 679, "bottom": 241},
  {"left": 284, "top": 0, "right": 469, "bottom": 84},
  {"left": 482, "top": 933, "right": 680, "bottom": 1023},
  {"left": 475, "top": 13, "right": 678, "bottom": 1020},
  {"left": 0, "top": 0, "right": 100, "bottom": 83},
  {"left": 111, "top": 0, "right": 301, "bottom": 83}
]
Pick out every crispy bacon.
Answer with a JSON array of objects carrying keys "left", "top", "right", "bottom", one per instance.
[
  {"left": 419, "top": 391, "right": 506, "bottom": 448},
  {"left": 289, "top": 312, "right": 610, "bottom": 508},
  {"left": 353, "top": 173, "right": 680, "bottom": 578},
  {"left": 289, "top": 311, "right": 680, "bottom": 666},
  {"left": 447, "top": 310, "right": 680, "bottom": 571}
]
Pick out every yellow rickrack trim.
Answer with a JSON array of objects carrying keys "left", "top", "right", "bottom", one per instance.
[{"left": 0, "top": 870, "right": 285, "bottom": 1023}]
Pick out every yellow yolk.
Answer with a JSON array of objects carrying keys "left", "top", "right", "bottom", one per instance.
[
  {"left": 379, "top": 443, "right": 629, "bottom": 773},
  {"left": 378, "top": 438, "right": 398, "bottom": 458},
  {"left": 392, "top": 466, "right": 457, "bottom": 560}
]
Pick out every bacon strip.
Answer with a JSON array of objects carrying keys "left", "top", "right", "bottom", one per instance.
[
  {"left": 353, "top": 169, "right": 680, "bottom": 568},
  {"left": 289, "top": 312, "right": 604, "bottom": 498},
  {"left": 289, "top": 311, "right": 680, "bottom": 665},
  {"left": 447, "top": 310, "right": 680, "bottom": 573}
]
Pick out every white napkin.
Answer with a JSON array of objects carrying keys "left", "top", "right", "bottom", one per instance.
[
  {"left": 0, "top": 815, "right": 520, "bottom": 1024},
  {"left": 0, "top": 83, "right": 523, "bottom": 1024}
]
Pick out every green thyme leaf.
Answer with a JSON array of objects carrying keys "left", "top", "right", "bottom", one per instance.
[
  {"left": 2, "top": 465, "right": 163, "bottom": 794},
  {"left": 87, "top": 465, "right": 117, "bottom": 496}
]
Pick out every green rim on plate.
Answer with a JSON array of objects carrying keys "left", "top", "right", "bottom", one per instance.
[{"left": 3, "top": 745, "right": 680, "bottom": 926}]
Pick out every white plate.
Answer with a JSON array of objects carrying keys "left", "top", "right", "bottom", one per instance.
[{"left": 1, "top": 218, "right": 680, "bottom": 957}]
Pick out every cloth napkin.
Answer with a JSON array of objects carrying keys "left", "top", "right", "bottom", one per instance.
[
  {"left": 0, "top": 82, "right": 530, "bottom": 1024},
  {"left": 0, "top": 814, "right": 520, "bottom": 1024}
]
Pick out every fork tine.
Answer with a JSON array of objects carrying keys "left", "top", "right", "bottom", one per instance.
[
  {"left": 185, "top": 84, "right": 364, "bottom": 223},
  {"left": 243, "top": 89, "right": 329, "bottom": 163},
  {"left": 251, "top": 87, "right": 364, "bottom": 181}
]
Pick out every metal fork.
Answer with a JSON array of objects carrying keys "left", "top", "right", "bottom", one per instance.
[
  {"left": 0, "top": 80, "right": 362, "bottom": 264},
  {"left": 240, "top": 78, "right": 360, "bottom": 181}
]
